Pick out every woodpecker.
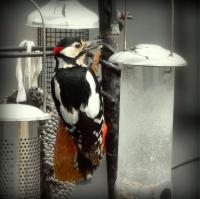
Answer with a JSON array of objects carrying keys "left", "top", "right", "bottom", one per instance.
[{"left": 51, "top": 37, "right": 107, "bottom": 180}]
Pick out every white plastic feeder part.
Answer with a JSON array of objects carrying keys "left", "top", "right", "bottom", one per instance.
[
  {"left": 109, "top": 44, "right": 186, "bottom": 199},
  {"left": 0, "top": 104, "right": 50, "bottom": 198},
  {"left": 26, "top": 0, "right": 99, "bottom": 29},
  {"left": 0, "top": 104, "right": 50, "bottom": 121},
  {"left": 109, "top": 44, "right": 187, "bottom": 67}
]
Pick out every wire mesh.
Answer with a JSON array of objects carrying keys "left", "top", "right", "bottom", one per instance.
[
  {"left": 0, "top": 121, "right": 41, "bottom": 199},
  {"left": 38, "top": 28, "right": 89, "bottom": 94},
  {"left": 0, "top": 139, "right": 16, "bottom": 198},
  {"left": 18, "top": 136, "right": 41, "bottom": 199}
]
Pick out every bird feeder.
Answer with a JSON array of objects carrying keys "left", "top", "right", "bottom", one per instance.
[
  {"left": 109, "top": 44, "right": 187, "bottom": 199},
  {"left": 26, "top": 0, "right": 99, "bottom": 94},
  {"left": 0, "top": 104, "right": 49, "bottom": 198}
]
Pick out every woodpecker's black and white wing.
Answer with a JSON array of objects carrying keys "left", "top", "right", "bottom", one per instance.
[{"left": 51, "top": 66, "right": 106, "bottom": 168}]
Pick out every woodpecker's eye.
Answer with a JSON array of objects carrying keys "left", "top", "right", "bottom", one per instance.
[{"left": 74, "top": 43, "right": 81, "bottom": 48}]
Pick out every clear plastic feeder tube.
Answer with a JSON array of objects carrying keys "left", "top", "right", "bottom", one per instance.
[
  {"left": 109, "top": 44, "right": 187, "bottom": 199},
  {"left": 116, "top": 66, "right": 174, "bottom": 199}
]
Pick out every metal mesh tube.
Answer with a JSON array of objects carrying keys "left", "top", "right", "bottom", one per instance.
[{"left": 0, "top": 121, "right": 41, "bottom": 199}]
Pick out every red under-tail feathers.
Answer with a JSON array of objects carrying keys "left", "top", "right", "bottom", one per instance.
[{"left": 54, "top": 121, "right": 107, "bottom": 183}]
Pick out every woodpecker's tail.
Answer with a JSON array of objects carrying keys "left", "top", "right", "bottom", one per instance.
[
  {"left": 54, "top": 121, "right": 84, "bottom": 183},
  {"left": 54, "top": 121, "right": 98, "bottom": 183}
]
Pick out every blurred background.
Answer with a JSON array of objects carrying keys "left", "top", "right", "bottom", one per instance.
[{"left": 0, "top": 0, "right": 199, "bottom": 198}]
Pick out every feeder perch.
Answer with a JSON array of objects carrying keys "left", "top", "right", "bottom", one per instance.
[
  {"left": 0, "top": 104, "right": 49, "bottom": 198},
  {"left": 109, "top": 44, "right": 187, "bottom": 199}
]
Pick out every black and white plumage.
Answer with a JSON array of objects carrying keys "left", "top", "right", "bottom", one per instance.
[{"left": 51, "top": 38, "right": 107, "bottom": 176}]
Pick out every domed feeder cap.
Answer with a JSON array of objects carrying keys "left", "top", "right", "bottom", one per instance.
[
  {"left": 26, "top": 0, "right": 99, "bottom": 29},
  {"left": 0, "top": 104, "right": 50, "bottom": 122},
  {"left": 109, "top": 44, "right": 187, "bottom": 67}
]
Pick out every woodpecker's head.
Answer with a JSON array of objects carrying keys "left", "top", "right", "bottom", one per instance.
[{"left": 54, "top": 37, "right": 101, "bottom": 67}]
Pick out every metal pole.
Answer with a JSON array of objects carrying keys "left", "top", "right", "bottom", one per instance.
[
  {"left": 29, "top": 0, "right": 47, "bottom": 113},
  {"left": 0, "top": 49, "right": 121, "bottom": 72},
  {"left": 124, "top": 0, "right": 127, "bottom": 50},
  {"left": 0, "top": 46, "right": 52, "bottom": 52},
  {"left": 0, "top": 52, "right": 52, "bottom": 58},
  {"left": 98, "top": 1, "right": 121, "bottom": 199},
  {"left": 170, "top": 0, "right": 174, "bottom": 56}
]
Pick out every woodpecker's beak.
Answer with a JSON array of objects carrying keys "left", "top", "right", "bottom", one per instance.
[{"left": 82, "top": 40, "right": 102, "bottom": 51}]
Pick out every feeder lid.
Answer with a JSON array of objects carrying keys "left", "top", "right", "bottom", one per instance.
[
  {"left": 0, "top": 104, "right": 50, "bottom": 122},
  {"left": 109, "top": 44, "right": 187, "bottom": 67},
  {"left": 26, "top": 0, "right": 99, "bottom": 29}
]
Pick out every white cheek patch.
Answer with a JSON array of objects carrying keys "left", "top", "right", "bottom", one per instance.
[
  {"left": 81, "top": 71, "right": 100, "bottom": 118},
  {"left": 60, "top": 105, "right": 79, "bottom": 125},
  {"left": 60, "top": 46, "right": 79, "bottom": 58}
]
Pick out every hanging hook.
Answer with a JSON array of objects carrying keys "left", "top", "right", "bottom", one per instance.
[
  {"left": 124, "top": 0, "right": 127, "bottom": 50},
  {"left": 170, "top": 0, "right": 175, "bottom": 57}
]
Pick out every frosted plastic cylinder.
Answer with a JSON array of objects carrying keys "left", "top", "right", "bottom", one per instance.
[{"left": 116, "top": 66, "right": 175, "bottom": 199}]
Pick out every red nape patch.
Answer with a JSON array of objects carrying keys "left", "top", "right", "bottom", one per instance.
[{"left": 53, "top": 46, "right": 64, "bottom": 55}]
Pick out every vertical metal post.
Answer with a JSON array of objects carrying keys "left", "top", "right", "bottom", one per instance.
[
  {"left": 124, "top": 0, "right": 127, "bottom": 50},
  {"left": 29, "top": 0, "right": 47, "bottom": 113},
  {"left": 98, "top": 1, "right": 120, "bottom": 199},
  {"left": 170, "top": 0, "right": 174, "bottom": 56}
]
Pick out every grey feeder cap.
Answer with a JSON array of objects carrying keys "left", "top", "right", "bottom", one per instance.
[
  {"left": 26, "top": 0, "right": 99, "bottom": 29},
  {"left": 0, "top": 104, "right": 50, "bottom": 121},
  {"left": 109, "top": 44, "right": 187, "bottom": 67}
]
